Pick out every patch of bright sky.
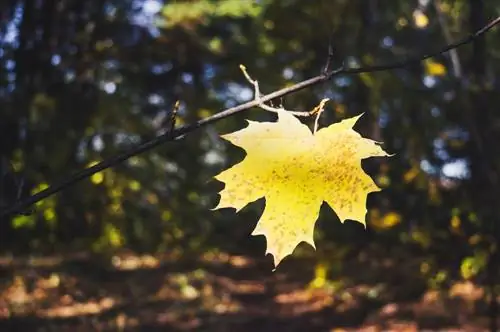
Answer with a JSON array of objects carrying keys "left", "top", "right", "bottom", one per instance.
[
  {"left": 152, "top": 63, "right": 172, "bottom": 74},
  {"left": 430, "top": 106, "right": 440, "bottom": 117},
  {"left": 92, "top": 135, "right": 105, "bottom": 152},
  {"left": 282, "top": 67, "right": 294, "bottom": 80},
  {"left": 381, "top": 36, "right": 394, "bottom": 48},
  {"left": 420, "top": 159, "right": 436, "bottom": 174},
  {"left": 102, "top": 82, "right": 117, "bottom": 94},
  {"left": 203, "top": 150, "right": 224, "bottom": 165},
  {"left": 333, "top": 76, "right": 350, "bottom": 87},
  {"left": 442, "top": 159, "right": 469, "bottom": 179},
  {"left": 446, "top": 127, "right": 469, "bottom": 142},
  {"left": 3, "top": 4, "right": 22, "bottom": 45},
  {"left": 181, "top": 73, "right": 193, "bottom": 84},
  {"left": 104, "top": 2, "right": 117, "bottom": 18},
  {"left": 104, "top": 60, "right": 119, "bottom": 70},
  {"left": 76, "top": 141, "right": 87, "bottom": 161},
  {"left": 51, "top": 54, "right": 61, "bottom": 66},
  {"left": 65, "top": 70, "right": 75, "bottom": 82},
  {"left": 148, "top": 93, "right": 163, "bottom": 105},
  {"left": 227, "top": 83, "right": 253, "bottom": 102},
  {"left": 142, "top": 0, "right": 162, "bottom": 15},
  {"left": 443, "top": 91, "right": 455, "bottom": 101},
  {"left": 423, "top": 75, "right": 437, "bottom": 88},
  {"left": 5, "top": 60, "right": 15, "bottom": 70},
  {"left": 323, "top": 89, "right": 342, "bottom": 102},
  {"left": 346, "top": 56, "right": 360, "bottom": 68},
  {"left": 378, "top": 107, "right": 390, "bottom": 128},
  {"left": 421, "top": 157, "right": 469, "bottom": 180},
  {"left": 214, "top": 83, "right": 253, "bottom": 107},
  {"left": 115, "top": 132, "right": 140, "bottom": 145},
  {"left": 130, "top": 0, "right": 163, "bottom": 37},
  {"left": 433, "top": 138, "right": 449, "bottom": 160},
  {"left": 203, "top": 64, "right": 216, "bottom": 81}
]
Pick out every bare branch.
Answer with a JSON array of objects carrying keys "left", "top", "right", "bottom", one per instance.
[
  {"left": 240, "top": 64, "right": 316, "bottom": 117},
  {"left": 322, "top": 34, "right": 335, "bottom": 75},
  {"left": 332, "top": 16, "right": 500, "bottom": 78},
  {"left": 169, "top": 100, "right": 180, "bottom": 134},
  {"left": 2, "top": 15, "right": 500, "bottom": 218},
  {"left": 434, "top": 0, "right": 462, "bottom": 78}
]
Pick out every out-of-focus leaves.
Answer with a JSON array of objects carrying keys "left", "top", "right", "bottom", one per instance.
[
  {"left": 429, "top": 270, "right": 448, "bottom": 289},
  {"left": 413, "top": 9, "right": 429, "bottom": 28},
  {"left": 161, "top": 0, "right": 263, "bottom": 27},
  {"left": 0, "top": 0, "right": 499, "bottom": 296},
  {"left": 449, "top": 215, "right": 462, "bottom": 234},
  {"left": 424, "top": 59, "right": 447, "bottom": 77},
  {"left": 309, "top": 263, "right": 328, "bottom": 289},
  {"left": 12, "top": 214, "right": 35, "bottom": 229},
  {"left": 93, "top": 224, "right": 125, "bottom": 251},
  {"left": 370, "top": 210, "right": 402, "bottom": 230},
  {"left": 460, "top": 251, "right": 488, "bottom": 280}
]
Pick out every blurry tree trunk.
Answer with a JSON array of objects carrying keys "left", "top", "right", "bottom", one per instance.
[{"left": 467, "top": 0, "right": 498, "bottom": 331}]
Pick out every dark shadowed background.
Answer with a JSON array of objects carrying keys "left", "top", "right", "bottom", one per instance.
[{"left": 1, "top": 0, "right": 500, "bottom": 330}]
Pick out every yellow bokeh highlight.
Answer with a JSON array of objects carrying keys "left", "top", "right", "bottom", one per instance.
[
  {"left": 213, "top": 102, "right": 390, "bottom": 268},
  {"left": 309, "top": 263, "right": 328, "bottom": 289},
  {"left": 87, "top": 160, "right": 99, "bottom": 168},
  {"left": 104, "top": 224, "right": 124, "bottom": 248},
  {"left": 450, "top": 215, "right": 461, "bottom": 229},
  {"left": 413, "top": 9, "right": 429, "bottom": 28},
  {"left": 397, "top": 17, "right": 408, "bottom": 28},
  {"left": 128, "top": 180, "right": 141, "bottom": 191},
  {"left": 91, "top": 172, "right": 104, "bottom": 184},
  {"left": 370, "top": 210, "right": 401, "bottom": 230},
  {"left": 32, "top": 182, "right": 49, "bottom": 195},
  {"left": 162, "top": 210, "right": 172, "bottom": 221},
  {"left": 43, "top": 208, "right": 56, "bottom": 222},
  {"left": 420, "top": 262, "right": 430, "bottom": 274},
  {"left": 425, "top": 59, "right": 447, "bottom": 76},
  {"left": 382, "top": 212, "right": 401, "bottom": 228},
  {"left": 198, "top": 108, "right": 212, "bottom": 118}
]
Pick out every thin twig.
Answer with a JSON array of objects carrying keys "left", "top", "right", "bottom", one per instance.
[
  {"left": 240, "top": 64, "right": 317, "bottom": 117},
  {"left": 434, "top": 0, "right": 462, "bottom": 78},
  {"left": 313, "top": 98, "right": 329, "bottom": 133},
  {"left": 1, "top": 15, "right": 500, "bottom": 218},
  {"left": 322, "top": 33, "right": 336, "bottom": 75},
  {"left": 168, "top": 100, "right": 180, "bottom": 135},
  {"left": 331, "top": 15, "right": 500, "bottom": 77}
]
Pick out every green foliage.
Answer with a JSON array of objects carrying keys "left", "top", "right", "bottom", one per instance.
[
  {"left": 461, "top": 250, "right": 488, "bottom": 280},
  {"left": 161, "top": 0, "right": 263, "bottom": 27}
]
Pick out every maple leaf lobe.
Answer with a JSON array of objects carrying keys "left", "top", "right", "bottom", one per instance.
[{"left": 213, "top": 107, "right": 389, "bottom": 268}]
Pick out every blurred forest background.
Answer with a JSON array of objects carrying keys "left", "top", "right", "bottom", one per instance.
[{"left": 1, "top": 0, "right": 500, "bottom": 331}]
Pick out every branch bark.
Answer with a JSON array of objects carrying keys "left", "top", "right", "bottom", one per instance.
[{"left": 1, "top": 15, "right": 500, "bottom": 218}]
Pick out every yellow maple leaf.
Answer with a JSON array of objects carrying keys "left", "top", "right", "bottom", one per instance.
[{"left": 213, "top": 105, "right": 390, "bottom": 268}]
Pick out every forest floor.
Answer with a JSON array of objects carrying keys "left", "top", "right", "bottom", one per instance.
[{"left": 0, "top": 246, "right": 497, "bottom": 332}]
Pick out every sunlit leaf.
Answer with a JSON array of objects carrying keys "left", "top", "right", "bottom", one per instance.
[{"left": 213, "top": 101, "right": 390, "bottom": 268}]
